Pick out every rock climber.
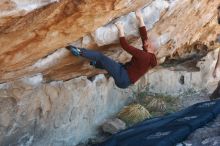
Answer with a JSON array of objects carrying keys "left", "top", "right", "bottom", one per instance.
[{"left": 65, "top": 9, "right": 157, "bottom": 89}]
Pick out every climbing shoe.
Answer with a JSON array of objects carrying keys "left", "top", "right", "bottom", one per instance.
[
  {"left": 90, "top": 60, "right": 97, "bottom": 66},
  {"left": 90, "top": 61, "right": 105, "bottom": 69},
  {"left": 66, "top": 45, "right": 81, "bottom": 56}
]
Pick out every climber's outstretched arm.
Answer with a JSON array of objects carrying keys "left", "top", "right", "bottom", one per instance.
[
  {"left": 115, "top": 23, "right": 142, "bottom": 57},
  {"left": 115, "top": 22, "right": 125, "bottom": 37},
  {"left": 135, "top": 9, "right": 148, "bottom": 45},
  {"left": 135, "top": 9, "right": 145, "bottom": 27}
]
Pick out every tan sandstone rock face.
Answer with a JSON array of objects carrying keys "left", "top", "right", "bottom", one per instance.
[
  {"left": 0, "top": 0, "right": 149, "bottom": 83},
  {"left": 0, "top": 0, "right": 219, "bottom": 83},
  {"left": 0, "top": 1, "right": 220, "bottom": 145}
]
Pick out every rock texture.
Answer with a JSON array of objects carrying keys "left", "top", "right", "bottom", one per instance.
[
  {"left": 102, "top": 118, "right": 126, "bottom": 134},
  {"left": 0, "top": 74, "right": 134, "bottom": 146},
  {"left": 0, "top": 0, "right": 220, "bottom": 146},
  {"left": 0, "top": 0, "right": 150, "bottom": 83},
  {"left": 1, "top": 58, "right": 218, "bottom": 146},
  {"left": 146, "top": 49, "right": 220, "bottom": 95},
  {"left": 0, "top": 0, "right": 219, "bottom": 83}
]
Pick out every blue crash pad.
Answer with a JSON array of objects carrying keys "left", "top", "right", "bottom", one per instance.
[{"left": 95, "top": 99, "right": 220, "bottom": 146}]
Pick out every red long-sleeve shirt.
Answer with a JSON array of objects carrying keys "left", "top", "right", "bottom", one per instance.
[{"left": 119, "top": 26, "right": 157, "bottom": 84}]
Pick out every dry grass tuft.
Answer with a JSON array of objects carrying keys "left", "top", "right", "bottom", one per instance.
[{"left": 118, "top": 104, "right": 151, "bottom": 126}]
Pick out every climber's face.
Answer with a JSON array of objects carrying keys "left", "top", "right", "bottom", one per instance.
[
  {"left": 218, "top": 6, "right": 220, "bottom": 24},
  {"left": 143, "top": 40, "right": 156, "bottom": 54},
  {"left": 218, "top": 11, "right": 220, "bottom": 24}
]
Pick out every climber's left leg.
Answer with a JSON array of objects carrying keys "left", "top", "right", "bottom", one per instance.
[{"left": 66, "top": 46, "right": 131, "bottom": 88}]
